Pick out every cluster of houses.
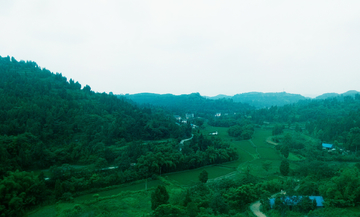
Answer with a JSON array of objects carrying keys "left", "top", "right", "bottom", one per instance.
[
  {"left": 174, "top": 113, "right": 194, "bottom": 123},
  {"left": 322, "top": 143, "right": 349, "bottom": 154},
  {"left": 174, "top": 113, "right": 197, "bottom": 128}
]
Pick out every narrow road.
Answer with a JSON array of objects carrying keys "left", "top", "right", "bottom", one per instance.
[
  {"left": 250, "top": 192, "right": 281, "bottom": 217},
  {"left": 250, "top": 200, "right": 267, "bottom": 217},
  {"left": 179, "top": 134, "right": 194, "bottom": 145}
]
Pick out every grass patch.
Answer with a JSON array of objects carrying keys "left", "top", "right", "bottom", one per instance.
[
  {"left": 288, "top": 152, "right": 306, "bottom": 161},
  {"left": 166, "top": 165, "right": 236, "bottom": 186},
  {"left": 252, "top": 128, "right": 272, "bottom": 148},
  {"left": 74, "top": 179, "right": 163, "bottom": 203},
  {"left": 236, "top": 140, "right": 257, "bottom": 155},
  {"left": 258, "top": 147, "right": 281, "bottom": 160}
]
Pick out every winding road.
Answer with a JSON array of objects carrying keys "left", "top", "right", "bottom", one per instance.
[{"left": 250, "top": 200, "right": 267, "bottom": 217}]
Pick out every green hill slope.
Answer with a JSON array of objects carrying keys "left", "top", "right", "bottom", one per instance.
[{"left": 0, "top": 56, "right": 186, "bottom": 174}]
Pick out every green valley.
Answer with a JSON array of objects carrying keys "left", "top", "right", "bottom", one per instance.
[{"left": 1, "top": 56, "right": 360, "bottom": 216}]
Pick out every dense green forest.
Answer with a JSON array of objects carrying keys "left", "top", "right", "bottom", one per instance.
[
  {"left": 0, "top": 56, "right": 190, "bottom": 173},
  {"left": 251, "top": 95, "right": 360, "bottom": 152}
]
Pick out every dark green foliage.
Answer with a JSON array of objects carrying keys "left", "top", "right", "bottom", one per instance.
[
  {"left": 183, "top": 190, "right": 192, "bottom": 207},
  {"left": 227, "top": 123, "right": 255, "bottom": 140},
  {"left": 297, "top": 180, "right": 320, "bottom": 196},
  {"left": 151, "top": 185, "right": 170, "bottom": 210},
  {"left": 293, "top": 161, "right": 337, "bottom": 179},
  {"left": 308, "top": 207, "right": 360, "bottom": 217},
  {"left": 273, "top": 196, "right": 288, "bottom": 215},
  {"left": 54, "top": 179, "right": 63, "bottom": 199},
  {"left": 272, "top": 124, "right": 284, "bottom": 136},
  {"left": 280, "top": 145, "right": 289, "bottom": 158},
  {"left": 199, "top": 170, "right": 208, "bottom": 183},
  {"left": 347, "top": 127, "right": 360, "bottom": 153},
  {"left": 280, "top": 160, "right": 290, "bottom": 176},
  {"left": 0, "top": 56, "right": 186, "bottom": 175},
  {"left": 298, "top": 196, "right": 316, "bottom": 213},
  {"left": 152, "top": 204, "right": 186, "bottom": 217},
  {"left": 225, "top": 184, "right": 258, "bottom": 210},
  {"left": 319, "top": 167, "right": 360, "bottom": 207},
  {"left": 0, "top": 170, "right": 48, "bottom": 217},
  {"left": 210, "top": 193, "right": 229, "bottom": 214},
  {"left": 186, "top": 202, "right": 198, "bottom": 217}
]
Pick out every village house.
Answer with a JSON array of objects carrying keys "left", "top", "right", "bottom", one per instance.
[
  {"left": 185, "top": 113, "right": 194, "bottom": 119},
  {"left": 322, "top": 143, "right": 333, "bottom": 150},
  {"left": 174, "top": 115, "right": 181, "bottom": 121},
  {"left": 209, "top": 131, "right": 218, "bottom": 136}
]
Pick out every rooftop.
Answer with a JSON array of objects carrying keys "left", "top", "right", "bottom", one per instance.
[{"left": 269, "top": 196, "right": 325, "bottom": 208}]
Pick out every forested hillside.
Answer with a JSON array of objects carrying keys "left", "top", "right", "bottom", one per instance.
[
  {"left": 121, "top": 92, "right": 254, "bottom": 117},
  {"left": 0, "top": 56, "right": 241, "bottom": 216},
  {"left": 251, "top": 94, "right": 360, "bottom": 151},
  {"left": 209, "top": 92, "right": 308, "bottom": 108},
  {"left": 315, "top": 90, "right": 360, "bottom": 100},
  {"left": 0, "top": 56, "right": 190, "bottom": 175}
]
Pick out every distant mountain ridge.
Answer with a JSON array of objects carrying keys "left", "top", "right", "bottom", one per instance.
[
  {"left": 124, "top": 91, "right": 360, "bottom": 110},
  {"left": 208, "top": 92, "right": 308, "bottom": 108},
  {"left": 120, "top": 92, "right": 253, "bottom": 116},
  {"left": 315, "top": 90, "right": 360, "bottom": 100}
]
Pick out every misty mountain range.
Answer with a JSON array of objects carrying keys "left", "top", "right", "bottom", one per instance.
[{"left": 122, "top": 90, "right": 360, "bottom": 109}]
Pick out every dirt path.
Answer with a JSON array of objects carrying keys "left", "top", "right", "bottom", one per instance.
[
  {"left": 250, "top": 192, "right": 281, "bottom": 217},
  {"left": 250, "top": 200, "right": 267, "bottom": 217},
  {"left": 266, "top": 136, "right": 278, "bottom": 146}
]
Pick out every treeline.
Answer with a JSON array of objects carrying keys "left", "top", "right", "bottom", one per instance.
[
  {"left": 121, "top": 92, "right": 254, "bottom": 118},
  {"left": 251, "top": 95, "right": 360, "bottom": 151}
]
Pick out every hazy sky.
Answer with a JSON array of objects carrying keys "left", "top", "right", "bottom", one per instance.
[{"left": 1, "top": 0, "right": 360, "bottom": 97}]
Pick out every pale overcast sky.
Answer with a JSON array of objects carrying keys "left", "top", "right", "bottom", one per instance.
[{"left": 1, "top": 0, "right": 360, "bottom": 97}]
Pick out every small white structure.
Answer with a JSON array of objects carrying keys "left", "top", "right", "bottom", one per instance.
[
  {"left": 209, "top": 131, "right": 218, "bottom": 136},
  {"left": 174, "top": 115, "right": 181, "bottom": 121},
  {"left": 186, "top": 113, "right": 194, "bottom": 119},
  {"left": 215, "top": 113, "right": 221, "bottom": 117}
]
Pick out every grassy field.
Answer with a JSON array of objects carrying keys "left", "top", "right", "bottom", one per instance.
[
  {"left": 251, "top": 128, "right": 272, "bottom": 148},
  {"left": 28, "top": 189, "right": 154, "bottom": 217},
  {"left": 166, "top": 164, "right": 236, "bottom": 186},
  {"left": 288, "top": 152, "right": 306, "bottom": 161},
  {"left": 73, "top": 179, "right": 164, "bottom": 203}
]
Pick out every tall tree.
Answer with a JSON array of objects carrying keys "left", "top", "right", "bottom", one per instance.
[
  {"left": 280, "top": 145, "right": 289, "bottom": 158},
  {"left": 151, "top": 185, "right": 169, "bottom": 210},
  {"left": 280, "top": 160, "right": 290, "bottom": 176},
  {"left": 199, "top": 170, "right": 208, "bottom": 183}
]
